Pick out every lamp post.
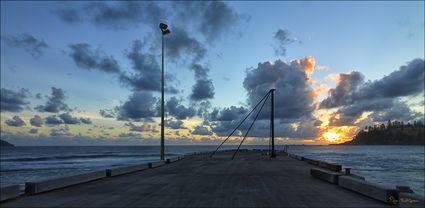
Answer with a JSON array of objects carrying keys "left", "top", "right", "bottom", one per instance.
[{"left": 159, "top": 23, "right": 170, "bottom": 161}]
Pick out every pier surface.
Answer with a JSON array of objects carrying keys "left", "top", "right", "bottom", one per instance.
[{"left": 2, "top": 151, "right": 394, "bottom": 208}]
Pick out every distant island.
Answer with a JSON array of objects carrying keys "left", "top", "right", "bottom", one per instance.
[
  {"left": 0, "top": 139, "right": 15, "bottom": 147},
  {"left": 339, "top": 120, "right": 424, "bottom": 145}
]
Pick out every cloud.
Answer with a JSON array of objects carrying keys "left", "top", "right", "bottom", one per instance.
[
  {"left": 29, "top": 128, "right": 38, "bottom": 134},
  {"left": 116, "top": 91, "right": 158, "bottom": 121},
  {"left": 190, "top": 79, "right": 215, "bottom": 101},
  {"left": 2, "top": 33, "right": 48, "bottom": 57},
  {"left": 69, "top": 43, "right": 120, "bottom": 74},
  {"left": 243, "top": 57, "right": 315, "bottom": 120},
  {"left": 45, "top": 115, "right": 63, "bottom": 125},
  {"left": 173, "top": 1, "right": 245, "bottom": 43},
  {"left": 117, "top": 132, "right": 141, "bottom": 138},
  {"left": 59, "top": 113, "right": 81, "bottom": 124},
  {"left": 99, "top": 109, "right": 115, "bottom": 118},
  {"left": 191, "top": 125, "right": 213, "bottom": 136},
  {"left": 5, "top": 116, "right": 26, "bottom": 127},
  {"left": 35, "top": 87, "right": 70, "bottom": 113},
  {"left": 165, "top": 119, "right": 185, "bottom": 129},
  {"left": 30, "top": 115, "right": 43, "bottom": 127},
  {"left": 119, "top": 40, "right": 161, "bottom": 91},
  {"left": 272, "top": 29, "right": 295, "bottom": 56},
  {"left": 322, "top": 58, "right": 425, "bottom": 126},
  {"left": 1, "top": 88, "right": 30, "bottom": 112},
  {"left": 80, "top": 118, "right": 92, "bottom": 124},
  {"left": 87, "top": 1, "right": 163, "bottom": 30},
  {"left": 53, "top": 9, "right": 82, "bottom": 23},
  {"left": 321, "top": 59, "right": 424, "bottom": 109},
  {"left": 166, "top": 27, "right": 206, "bottom": 62},
  {"left": 165, "top": 97, "right": 196, "bottom": 120},
  {"left": 50, "top": 126, "right": 72, "bottom": 137},
  {"left": 190, "top": 64, "right": 209, "bottom": 80},
  {"left": 126, "top": 122, "right": 152, "bottom": 132}
]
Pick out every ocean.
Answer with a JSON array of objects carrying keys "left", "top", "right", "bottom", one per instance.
[{"left": 0, "top": 145, "right": 424, "bottom": 196}]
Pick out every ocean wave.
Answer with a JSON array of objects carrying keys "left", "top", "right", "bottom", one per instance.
[{"left": 1, "top": 153, "right": 178, "bottom": 162}]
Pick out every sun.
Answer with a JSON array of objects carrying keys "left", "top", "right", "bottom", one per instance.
[{"left": 323, "top": 132, "right": 341, "bottom": 143}]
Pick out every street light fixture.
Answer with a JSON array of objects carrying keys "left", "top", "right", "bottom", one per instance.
[{"left": 159, "top": 23, "right": 170, "bottom": 161}]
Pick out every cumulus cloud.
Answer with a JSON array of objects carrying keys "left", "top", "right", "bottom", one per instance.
[
  {"left": 165, "top": 97, "right": 196, "bottom": 120},
  {"left": 165, "top": 119, "right": 186, "bottom": 129},
  {"left": 80, "top": 118, "right": 92, "bottom": 124},
  {"left": 2, "top": 33, "right": 48, "bottom": 57},
  {"left": 45, "top": 115, "right": 63, "bottom": 125},
  {"left": 69, "top": 43, "right": 120, "bottom": 74},
  {"left": 116, "top": 91, "right": 158, "bottom": 121},
  {"left": 29, "top": 128, "right": 38, "bottom": 134},
  {"left": 30, "top": 115, "right": 43, "bottom": 127},
  {"left": 1, "top": 88, "right": 30, "bottom": 112},
  {"left": 190, "top": 79, "right": 215, "bottom": 101},
  {"left": 322, "top": 58, "right": 425, "bottom": 126},
  {"left": 243, "top": 57, "right": 315, "bottom": 120},
  {"left": 191, "top": 125, "right": 213, "bottom": 136},
  {"left": 99, "top": 109, "right": 115, "bottom": 118},
  {"left": 59, "top": 113, "right": 81, "bottom": 124},
  {"left": 35, "top": 87, "right": 69, "bottom": 113},
  {"left": 5, "top": 116, "right": 26, "bottom": 127}
]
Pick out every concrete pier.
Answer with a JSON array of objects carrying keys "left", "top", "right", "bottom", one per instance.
[{"left": 0, "top": 151, "right": 418, "bottom": 207}]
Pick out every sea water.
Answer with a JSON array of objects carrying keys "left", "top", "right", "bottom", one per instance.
[{"left": 0, "top": 145, "right": 423, "bottom": 196}]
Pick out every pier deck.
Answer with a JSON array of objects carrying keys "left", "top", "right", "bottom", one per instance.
[{"left": 1, "top": 151, "right": 394, "bottom": 208}]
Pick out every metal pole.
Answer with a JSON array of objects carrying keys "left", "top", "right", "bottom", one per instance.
[
  {"left": 270, "top": 89, "right": 276, "bottom": 158},
  {"left": 160, "top": 34, "right": 165, "bottom": 161}
]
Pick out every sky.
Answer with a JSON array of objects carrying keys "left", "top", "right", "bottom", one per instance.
[{"left": 1, "top": 1, "right": 424, "bottom": 146}]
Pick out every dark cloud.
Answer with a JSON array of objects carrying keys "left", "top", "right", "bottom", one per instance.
[
  {"left": 99, "top": 109, "right": 115, "bottom": 118},
  {"left": 29, "top": 128, "right": 38, "bottom": 134},
  {"left": 69, "top": 43, "right": 120, "bottom": 74},
  {"left": 1, "top": 88, "right": 30, "bottom": 112},
  {"left": 2, "top": 33, "right": 48, "bottom": 57},
  {"left": 59, "top": 113, "right": 81, "bottom": 124},
  {"left": 190, "top": 79, "right": 215, "bottom": 101},
  {"left": 173, "top": 1, "right": 245, "bottom": 43},
  {"left": 165, "top": 97, "right": 196, "bottom": 120},
  {"left": 166, "top": 27, "right": 206, "bottom": 62},
  {"left": 117, "top": 132, "right": 141, "bottom": 138},
  {"left": 320, "top": 71, "right": 365, "bottom": 108},
  {"left": 116, "top": 91, "right": 158, "bottom": 121},
  {"left": 120, "top": 40, "right": 160, "bottom": 91},
  {"left": 54, "top": 9, "right": 82, "bottom": 23},
  {"left": 272, "top": 29, "right": 295, "bottom": 56},
  {"left": 5, "top": 116, "right": 26, "bottom": 127},
  {"left": 321, "top": 59, "right": 424, "bottom": 109},
  {"left": 216, "top": 106, "right": 248, "bottom": 121},
  {"left": 191, "top": 125, "right": 213, "bottom": 136},
  {"left": 190, "top": 64, "right": 209, "bottom": 80},
  {"left": 88, "top": 1, "right": 163, "bottom": 30},
  {"left": 30, "top": 115, "right": 43, "bottom": 127},
  {"left": 165, "top": 119, "right": 185, "bottom": 129},
  {"left": 45, "top": 115, "right": 63, "bottom": 125},
  {"left": 35, "top": 87, "right": 69, "bottom": 113},
  {"left": 243, "top": 58, "right": 315, "bottom": 120},
  {"left": 323, "top": 59, "right": 425, "bottom": 126},
  {"left": 80, "top": 118, "right": 92, "bottom": 124}
]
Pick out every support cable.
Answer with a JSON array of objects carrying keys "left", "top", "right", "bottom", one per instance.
[
  {"left": 232, "top": 93, "right": 270, "bottom": 160},
  {"left": 209, "top": 92, "right": 271, "bottom": 158}
]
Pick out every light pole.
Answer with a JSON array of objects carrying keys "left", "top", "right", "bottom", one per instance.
[{"left": 159, "top": 23, "right": 170, "bottom": 161}]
